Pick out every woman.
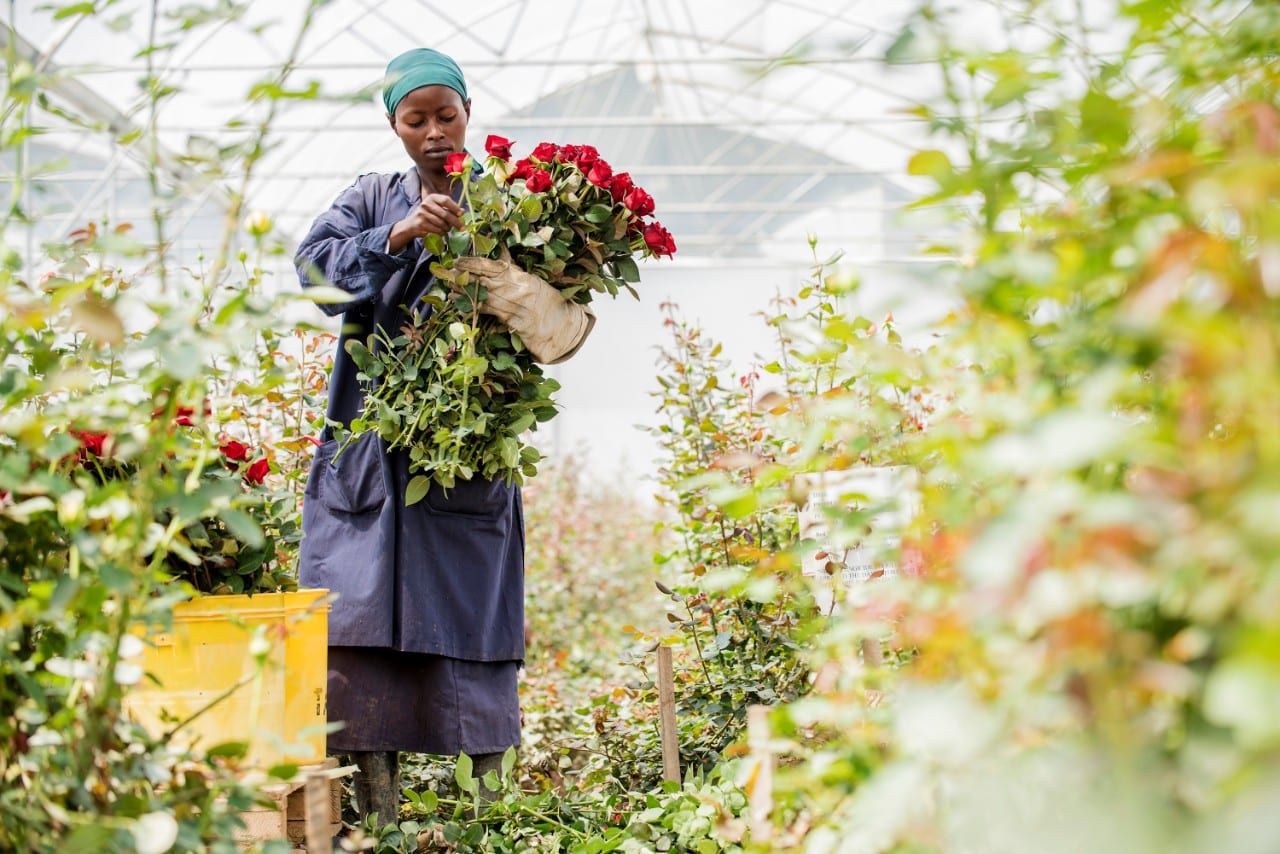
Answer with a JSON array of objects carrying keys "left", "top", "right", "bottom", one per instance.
[{"left": 293, "top": 47, "right": 594, "bottom": 826}]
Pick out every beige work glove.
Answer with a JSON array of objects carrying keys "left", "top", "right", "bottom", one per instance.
[{"left": 451, "top": 252, "right": 596, "bottom": 364}]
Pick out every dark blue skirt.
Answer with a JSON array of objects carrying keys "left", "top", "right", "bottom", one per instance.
[{"left": 326, "top": 646, "right": 521, "bottom": 755}]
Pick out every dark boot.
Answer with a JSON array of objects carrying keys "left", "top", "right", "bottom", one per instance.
[
  {"left": 350, "top": 750, "right": 400, "bottom": 829},
  {"left": 471, "top": 751, "right": 508, "bottom": 815}
]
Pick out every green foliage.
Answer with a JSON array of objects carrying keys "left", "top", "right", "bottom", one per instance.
[
  {"left": 341, "top": 282, "right": 557, "bottom": 495},
  {"left": 690, "top": 1, "right": 1280, "bottom": 851},
  {"left": 516, "top": 456, "right": 668, "bottom": 785},
  {"left": 0, "top": 231, "right": 325, "bottom": 847},
  {"left": 397, "top": 755, "right": 747, "bottom": 854},
  {"left": 0, "top": 3, "right": 338, "bottom": 850}
]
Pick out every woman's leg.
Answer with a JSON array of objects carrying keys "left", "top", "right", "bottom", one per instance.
[
  {"left": 350, "top": 750, "right": 400, "bottom": 827},
  {"left": 470, "top": 750, "right": 509, "bottom": 817}
]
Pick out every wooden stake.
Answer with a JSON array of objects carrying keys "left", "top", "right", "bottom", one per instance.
[
  {"left": 861, "top": 637, "right": 882, "bottom": 668},
  {"left": 304, "top": 770, "right": 332, "bottom": 854},
  {"left": 747, "top": 704, "right": 774, "bottom": 844},
  {"left": 657, "top": 645, "right": 681, "bottom": 785}
]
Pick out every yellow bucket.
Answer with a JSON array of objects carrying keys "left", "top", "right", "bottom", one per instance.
[{"left": 125, "top": 589, "right": 331, "bottom": 768}]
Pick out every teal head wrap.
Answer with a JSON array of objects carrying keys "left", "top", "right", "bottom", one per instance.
[{"left": 382, "top": 48, "right": 468, "bottom": 114}]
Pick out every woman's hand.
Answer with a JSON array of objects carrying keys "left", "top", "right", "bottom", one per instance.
[
  {"left": 387, "top": 193, "right": 463, "bottom": 254},
  {"left": 451, "top": 252, "right": 596, "bottom": 364}
]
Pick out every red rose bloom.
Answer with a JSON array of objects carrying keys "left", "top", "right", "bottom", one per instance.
[
  {"left": 151, "top": 400, "right": 210, "bottom": 425},
  {"left": 530, "top": 142, "right": 558, "bottom": 163},
  {"left": 220, "top": 440, "right": 249, "bottom": 462},
  {"left": 484, "top": 134, "right": 514, "bottom": 161},
  {"left": 643, "top": 221, "right": 677, "bottom": 258},
  {"left": 574, "top": 144, "right": 600, "bottom": 171},
  {"left": 623, "top": 186, "right": 655, "bottom": 217},
  {"left": 72, "top": 429, "right": 109, "bottom": 457},
  {"left": 244, "top": 457, "right": 270, "bottom": 485},
  {"left": 508, "top": 158, "right": 533, "bottom": 183},
  {"left": 557, "top": 144, "right": 579, "bottom": 164},
  {"left": 586, "top": 159, "right": 613, "bottom": 188},
  {"left": 609, "top": 171, "right": 633, "bottom": 203},
  {"left": 524, "top": 168, "right": 553, "bottom": 193},
  {"left": 445, "top": 151, "right": 470, "bottom": 175}
]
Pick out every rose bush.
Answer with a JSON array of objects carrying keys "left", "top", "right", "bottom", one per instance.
[
  {"left": 344, "top": 138, "right": 676, "bottom": 499},
  {"left": 62, "top": 413, "right": 299, "bottom": 596}
]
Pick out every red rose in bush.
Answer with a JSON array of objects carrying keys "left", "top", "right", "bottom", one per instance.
[
  {"left": 244, "top": 457, "right": 270, "bottom": 485},
  {"left": 220, "top": 440, "right": 249, "bottom": 462},
  {"left": 72, "top": 429, "right": 109, "bottom": 457}
]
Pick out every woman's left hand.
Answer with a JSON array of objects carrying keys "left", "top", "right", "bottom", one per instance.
[
  {"left": 387, "top": 193, "right": 464, "bottom": 253},
  {"left": 417, "top": 193, "right": 464, "bottom": 236}
]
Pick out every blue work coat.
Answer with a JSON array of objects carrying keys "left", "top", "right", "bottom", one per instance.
[{"left": 294, "top": 169, "right": 525, "bottom": 663}]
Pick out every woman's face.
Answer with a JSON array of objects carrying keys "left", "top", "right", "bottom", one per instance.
[{"left": 388, "top": 85, "right": 470, "bottom": 174}]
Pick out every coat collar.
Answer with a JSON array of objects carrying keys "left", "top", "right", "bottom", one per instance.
[{"left": 399, "top": 168, "right": 421, "bottom": 208}]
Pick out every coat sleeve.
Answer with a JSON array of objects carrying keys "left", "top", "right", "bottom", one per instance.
[{"left": 294, "top": 174, "right": 414, "bottom": 317}]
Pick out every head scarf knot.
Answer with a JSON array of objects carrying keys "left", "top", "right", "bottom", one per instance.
[{"left": 382, "top": 48, "right": 468, "bottom": 114}]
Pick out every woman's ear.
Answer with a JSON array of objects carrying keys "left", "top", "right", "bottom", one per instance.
[
  {"left": 387, "top": 112, "right": 397, "bottom": 133},
  {"left": 464, "top": 99, "right": 472, "bottom": 120}
]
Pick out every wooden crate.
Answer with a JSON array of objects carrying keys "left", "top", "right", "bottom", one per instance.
[{"left": 233, "top": 757, "right": 353, "bottom": 848}]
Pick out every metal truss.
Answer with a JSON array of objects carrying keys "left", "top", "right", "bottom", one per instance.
[{"left": 5, "top": 0, "right": 946, "bottom": 267}]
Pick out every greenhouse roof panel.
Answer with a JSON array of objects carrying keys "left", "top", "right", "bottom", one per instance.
[{"left": 8, "top": 0, "right": 940, "bottom": 265}]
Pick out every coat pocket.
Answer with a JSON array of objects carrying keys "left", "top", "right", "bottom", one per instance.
[
  {"left": 424, "top": 476, "right": 512, "bottom": 517},
  {"left": 314, "top": 434, "right": 387, "bottom": 515}
]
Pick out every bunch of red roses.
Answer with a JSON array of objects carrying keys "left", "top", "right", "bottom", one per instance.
[
  {"left": 347, "top": 137, "right": 677, "bottom": 497},
  {"left": 442, "top": 135, "right": 676, "bottom": 303}
]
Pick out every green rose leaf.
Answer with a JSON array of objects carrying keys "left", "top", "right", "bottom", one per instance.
[
  {"left": 615, "top": 255, "right": 640, "bottom": 282},
  {"left": 584, "top": 204, "right": 614, "bottom": 224},
  {"left": 404, "top": 475, "right": 432, "bottom": 506},
  {"left": 218, "top": 507, "right": 264, "bottom": 549}
]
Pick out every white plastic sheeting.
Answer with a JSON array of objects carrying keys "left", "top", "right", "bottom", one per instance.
[{"left": 5, "top": 0, "right": 951, "bottom": 482}]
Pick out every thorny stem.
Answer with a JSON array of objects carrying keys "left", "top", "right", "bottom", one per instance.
[
  {"left": 683, "top": 593, "right": 717, "bottom": 688},
  {"left": 663, "top": 304, "right": 714, "bottom": 470},
  {"left": 144, "top": 0, "right": 170, "bottom": 294},
  {"left": 769, "top": 287, "right": 801, "bottom": 403},
  {"left": 456, "top": 169, "right": 479, "bottom": 435},
  {"left": 205, "top": 0, "right": 321, "bottom": 292},
  {"left": 716, "top": 515, "right": 733, "bottom": 569}
]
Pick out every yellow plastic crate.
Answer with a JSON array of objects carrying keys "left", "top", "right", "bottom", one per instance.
[{"left": 126, "top": 589, "right": 331, "bottom": 768}]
